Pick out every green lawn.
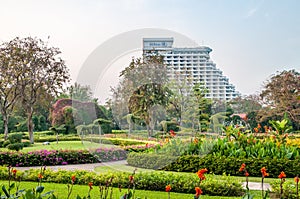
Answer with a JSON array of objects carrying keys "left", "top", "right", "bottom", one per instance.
[
  {"left": 0, "top": 141, "right": 120, "bottom": 152},
  {"left": 0, "top": 180, "right": 258, "bottom": 199}
]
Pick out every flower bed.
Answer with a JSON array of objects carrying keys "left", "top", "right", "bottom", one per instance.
[{"left": 0, "top": 148, "right": 127, "bottom": 166}]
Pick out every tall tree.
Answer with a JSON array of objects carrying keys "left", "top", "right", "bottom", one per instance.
[
  {"left": 112, "top": 56, "right": 170, "bottom": 136},
  {"left": 6, "top": 37, "right": 70, "bottom": 143},
  {"left": 68, "top": 82, "right": 94, "bottom": 102},
  {"left": 0, "top": 38, "right": 27, "bottom": 139},
  {"left": 258, "top": 69, "right": 300, "bottom": 130}
]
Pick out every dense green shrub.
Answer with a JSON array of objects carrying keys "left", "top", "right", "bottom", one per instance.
[
  {"left": 22, "top": 141, "right": 31, "bottom": 147},
  {"left": 7, "top": 143, "right": 24, "bottom": 151},
  {"left": 7, "top": 133, "right": 23, "bottom": 144},
  {"left": 83, "top": 137, "right": 146, "bottom": 146},
  {"left": 270, "top": 180, "right": 298, "bottom": 199},
  {"left": 128, "top": 153, "right": 300, "bottom": 178},
  {"left": 112, "top": 130, "right": 128, "bottom": 134},
  {"left": 127, "top": 152, "right": 178, "bottom": 169},
  {"left": 34, "top": 135, "right": 81, "bottom": 142},
  {"left": 0, "top": 167, "right": 243, "bottom": 196}
]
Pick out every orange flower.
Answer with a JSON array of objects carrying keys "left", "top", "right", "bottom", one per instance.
[
  {"left": 170, "top": 130, "right": 176, "bottom": 137},
  {"left": 165, "top": 184, "right": 171, "bottom": 192},
  {"left": 278, "top": 171, "right": 286, "bottom": 179},
  {"left": 245, "top": 172, "right": 249, "bottom": 177},
  {"left": 12, "top": 169, "right": 17, "bottom": 175},
  {"left": 239, "top": 163, "right": 246, "bottom": 172},
  {"left": 194, "top": 138, "right": 199, "bottom": 144},
  {"left": 38, "top": 173, "right": 43, "bottom": 179},
  {"left": 129, "top": 175, "right": 134, "bottom": 183},
  {"left": 88, "top": 182, "right": 93, "bottom": 189},
  {"left": 196, "top": 168, "right": 208, "bottom": 180},
  {"left": 195, "top": 187, "right": 202, "bottom": 197},
  {"left": 261, "top": 167, "right": 269, "bottom": 177},
  {"left": 294, "top": 176, "right": 299, "bottom": 183},
  {"left": 254, "top": 127, "right": 259, "bottom": 133},
  {"left": 257, "top": 124, "right": 261, "bottom": 129},
  {"left": 71, "top": 175, "right": 76, "bottom": 183}
]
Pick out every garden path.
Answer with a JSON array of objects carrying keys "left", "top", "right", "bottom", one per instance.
[{"left": 16, "top": 160, "right": 271, "bottom": 190}]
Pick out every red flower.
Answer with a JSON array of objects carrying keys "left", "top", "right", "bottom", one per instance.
[
  {"left": 129, "top": 175, "right": 134, "bottom": 183},
  {"left": 71, "top": 175, "right": 76, "bottom": 183},
  {"left": 196, "top": 168, "right": 208, "bottom": 180},
  {"left": 261, "top": 167, "right": 269, "bottom": 177},
  {"left": 12, "top": 169, "right": 17, "bottom": 175},
  {"left": 294, "top": 176, "right": 299, "bottom": 183},
  {"left": 165, "top": 184, "right": 171, "bottom": 192},
  {"left": 88, "top": 182, "right": 93, "bottom": 189},
  {"left": 245, "top": 172, "right": 249, "bottom": 177},
  {"left": 278, "top": 171, "right": 286, "bottom": 179},
  {"left": 170, "top": 130, "right": 176, "bottom": 137},
  {"left": 239, "top": 163, "right": 246, "bottom": 172},
  {"left": 195, "top": 187, "right": 202, "bottom": 197},
  {"left": 38, "top": 173, "right": 43, "bottom": 179}
]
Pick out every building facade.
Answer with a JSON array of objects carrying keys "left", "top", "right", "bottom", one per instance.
[{"left": 143, "top": 38, "right": 240, "bottom": 100}]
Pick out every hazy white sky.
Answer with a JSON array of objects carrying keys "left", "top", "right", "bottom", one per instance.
[{"left": 1, "top": 0, "right": 299, "bottom": 104}]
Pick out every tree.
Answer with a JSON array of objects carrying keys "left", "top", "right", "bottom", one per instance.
[
  {"left": 111, "top": 56, "right": 170, "bottom": 137},
  {"left": 0, "top": 39, "right": 28, "bottom": 139},
  {"left": 5, "top": 37, "right": 70, "bottom": 143},
  {"left": 67, "top": 82, "right": 94, "bottom": 102},
  {"left": 188, "top": 83, "right": 212, "bottom": 132},
  {"left": 258, "top": 70, "right": 300, "bottom": 130}
]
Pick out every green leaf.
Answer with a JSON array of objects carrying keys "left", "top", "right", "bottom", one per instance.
[
  {"left": 2, "top": 185, "right": 10, "bottom": 198},
  {"left": 36, "top": 186, "right": 45, "bottom": 193}
]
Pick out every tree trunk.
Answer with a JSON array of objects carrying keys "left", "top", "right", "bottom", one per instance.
[
  {"left": 3, "top": 114, "right": 9, "bottom": 140},
  {"left": 146, "top": 125, "right": 151, "bottom": 137},
  {"left": 27, "top": 108, "right": 35, "bottom": 144}
]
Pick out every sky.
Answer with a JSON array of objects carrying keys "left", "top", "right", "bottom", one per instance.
[{"left": 0, "top": 0, "right": 300, "bottom": 104}]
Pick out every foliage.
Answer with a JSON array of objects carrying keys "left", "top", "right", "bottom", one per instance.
[
  {"left": 111, "top": 56, "right": 170, "bottom": 137},
  {"left": 0, "top": 148, "right": 127, "bottom": 166},
  {"left": 67, "top": 82, "right": 94, "bottom": 102},
  {"left": 270, "top": 180, "right": 298, "bottom": 199},
  {"left": 0, "top": 37, "right": 71, "bottom": 143},
  {"left": 127, "top": 153, "right": 178, "bottom": 170},
  {"left": 7, "top": 143, "right": 24, "bottom": 151},
  {"left": 269, "top": 118, "right": 293, "bottom": 135},
  {"left": 160, "top": 155, "right": 300, "bottom": 178},
  {"left": 258, "top": 69, "right": 300, "bottom": 130},
  {"left": 82, "top": 137, "right": 146, "bottom": 146},
  {"left": 0, "top": 167, "right": 244, "bottom": 197}
]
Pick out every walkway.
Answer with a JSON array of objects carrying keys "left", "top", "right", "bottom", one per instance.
[{"left": 17, "top": 160, "right": 271, "bottom": 190}]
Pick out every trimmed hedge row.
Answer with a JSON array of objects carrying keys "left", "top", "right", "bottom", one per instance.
[
  {"left": 127, "top": 153, "right": 300, "bottom": 178},
  {"left": 0, "top": 148, "right": 127, "bottom": 167},
  {"left": 0, "top": 167, "right": 243, "bottom": 196},
  {"left": 83, "top": 137, "right": 146, "bottom": 146}
]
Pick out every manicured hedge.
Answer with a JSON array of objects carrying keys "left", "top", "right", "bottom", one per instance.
[
  {"left": 127, "top": 153, "right": 300, "bottom": 178},
  {"left": 127, "top": 152, "right": 178, "bottom": 170},
  {"left": 0, "top": 148, "right": 127, "bottom": 167},
  {"left": 83, "top": 137, "right": 146, "bottom": 146},
  {"left": 0, "top": 167, "right": 243, "bottom": 196}
]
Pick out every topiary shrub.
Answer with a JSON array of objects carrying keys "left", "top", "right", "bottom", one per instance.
[
  {"left": 7, "top": 143, "right": 24, "bottom": 151},
  {"left": 127, "top": 152, "right": 178, "bottom": 169},
  {"left": 7, "top": 133, "right": 23, "bottom": 144}
]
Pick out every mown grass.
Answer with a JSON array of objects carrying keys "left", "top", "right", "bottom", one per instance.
[
  {"left": 0, "top": 141, "right": 119, "bottom": 152},
  {"left": 0, "top": 180, "right": 261, "bottom": 199}
]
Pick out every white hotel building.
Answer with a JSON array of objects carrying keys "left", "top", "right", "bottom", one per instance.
[{"left": 143, "top": 38, "right": 240, "bottom": 100}]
